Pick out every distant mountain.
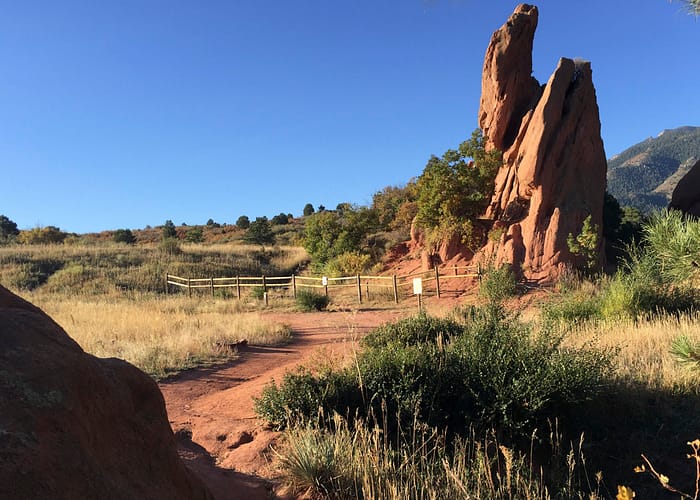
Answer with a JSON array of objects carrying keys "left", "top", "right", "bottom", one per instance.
[{"left": 607, "top": 126, "right": 700, "bottom": 212}]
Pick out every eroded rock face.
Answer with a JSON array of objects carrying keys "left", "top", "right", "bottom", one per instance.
[
  {"left": 670, "top": 159, "right": 700, "bottom": 217},
  {"left": 0, "top": 285, "right": 213, "bottom": 500},
  {"left": 477, "top": 4, "right": 607, "bottom": 281}
]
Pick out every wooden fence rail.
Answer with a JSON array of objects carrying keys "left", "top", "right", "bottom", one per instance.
[{"left": 166, "top": 263, "right": 481, "bottom": 304}]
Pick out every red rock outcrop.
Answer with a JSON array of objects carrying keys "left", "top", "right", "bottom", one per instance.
[
  {"left": 670, "top": 159, "right": 700, "bottom": 217},
  {"left": 476, "top": 4, "right": 607, "bottom": 281},
  {"left": 0, "top": 285, "right": 213, "bottom": 500}
]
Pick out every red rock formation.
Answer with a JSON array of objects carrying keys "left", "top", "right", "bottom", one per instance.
[
  {"left": 477, "top": 4, "right": 607, "bottom": 281},
  {"left": 670, "top": 159, "right": 700, "bottom": 217},
  {"left": 0, "top": 285, "right": 213, "bottom": 500}
]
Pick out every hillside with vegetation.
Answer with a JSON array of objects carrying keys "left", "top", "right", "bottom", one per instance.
[{"left": 607, "top": 125, "right": 700, "bottom": 213}]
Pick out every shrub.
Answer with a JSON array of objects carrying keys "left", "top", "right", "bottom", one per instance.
[
  {"left": 158, "top": 238, "right": 182, "bottom": 256},
  {"left": 235, "top": 215, "right": 250, "bottom": 229},
  {"left": 324, "top": 251, "right": 371, "bottom": 277},
  {"left": 254, "top": 368, "right": 360, "bottom": 430},
  {"left": 567, "top": 215, "right": 601, "bottom": 275},
  {"left": 18, "top": 226, "right": 68, "bottom": 245},
  {"left": 479, "top": 263, "right": 517, "bottom": 303},
  {"left": 245, "top": 217, "right": 275, "bottom": 246},
  {"left": 362, "top": 314, "right": 463, "bottom": 349},
  {"left": 113, "top": 228, "right": 136, "bottom": 245},
  {"left": 0, "top": 215, "right": 19, "bottom": 244},
  {"left": 256, "top": 307, "right": 614, "bottom": 441},
  {"left": 303, "top": 203, "right": 315, "bottom": 217},
  {"left": 162, "top": 220, "right": 177, "bottom": 239},
  {"left": 296, "top": 290, "right": 330, "bottom": 312},
  {"left": 184, "top": 226, "right": 204, "bottom": 243}
]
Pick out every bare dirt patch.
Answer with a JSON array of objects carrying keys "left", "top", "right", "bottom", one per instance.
[{"left": 159, "top": 309, "right": 409, "bottom": 499}]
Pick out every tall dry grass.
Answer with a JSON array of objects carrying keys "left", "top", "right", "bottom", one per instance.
[
  {"left": 26, "top": 293, "right": 291, "bottom": 379},
  {"left": 561, "top": 312, "right": 700, "bottom": 393}
]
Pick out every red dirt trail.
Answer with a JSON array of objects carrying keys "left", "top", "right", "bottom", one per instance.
[{"left": 159, "top": 309, "right": 409, "bottom": 499}]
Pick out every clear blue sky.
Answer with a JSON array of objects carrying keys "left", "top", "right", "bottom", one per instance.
[{"left": 2, "top": 1, "right": 698, "bottom": 233}]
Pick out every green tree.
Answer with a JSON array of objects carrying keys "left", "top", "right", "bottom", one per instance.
[
  {"left": 303, "top": 203, "right": 315, "bottom": 217},
  {"left": 162, "top": 220, "right": 177, "bottom": 239},
  {"left": 567, "top": 215, "right": 600, "bottom": 274},
  {"left": 185, "top": 226, "right": 204, "bottom": 243},
  {"left": 415, "top": 130, "right": 502, "bottom": 248},
  {"left": 372, "top": 182, "right": 418, "bottom": 231},
  {"left": 303, "top": 211, "right": 343, "bottom": 263},
  {"left": 113, "top": 228, "right": 136, "bottom": 245},
  {"left": 303, "top": 206, "right": 378, "bottom": 266},
  {"left": 0, "top": 215, "right": 19, "bottom": 244},
  {"left": 236, "top": 215, "right": 250, "bottom": 229},
  {"left": 245, "top": 217, "right": 275, "bottom": 246},
  {"left": 271, "top": 213, "right": 290, "bottom": 225}
]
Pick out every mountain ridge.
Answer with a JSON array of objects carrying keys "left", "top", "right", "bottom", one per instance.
[{"left": 607, "top": 126, "right": 700, "bottom": 212}]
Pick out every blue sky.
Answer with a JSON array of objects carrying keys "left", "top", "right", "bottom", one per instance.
[{"left": 1, "top": 1, "right": 698, "bottom": 233}]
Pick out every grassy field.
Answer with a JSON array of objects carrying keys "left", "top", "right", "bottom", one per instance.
[
  {"left": 1, "top": 242, "right": 308, "bottom": 378},
  {"left": 28, "top": 294, "right": 292, "bottom": 379}
]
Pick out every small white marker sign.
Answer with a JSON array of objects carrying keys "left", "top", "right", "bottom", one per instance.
[
  {"left": 322, "top": 276, "right": 328, "bottom": 286},
  {"left": 413, "top": 278, "right": 423, "bottom": 295}
]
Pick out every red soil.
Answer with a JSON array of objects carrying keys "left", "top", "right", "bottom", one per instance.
[{"left": 159, "top": 309, "right": 410, "bottom": 499}]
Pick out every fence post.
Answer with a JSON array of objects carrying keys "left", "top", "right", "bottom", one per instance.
[
  {"left": 477, "top": 263, "right": 483, "bottom": 284},
  {"left": 262, "top": 275, "right": 267, "bottom": 294},
  {"left": 236, "top": 274, "right": 241, "bottom": 300},
  {"left": 292, "top": 275, "right": 297, "bottom": 299},
  {"left": 393, "top": 275, "right": 399, "bottom": 304},
  {"left": 187, "top": 278, "right": 192, "bottom": 298},
  {"left": 165, "top": 274, "right": 169, "bottom": 294},
  {"left": 210, "top": 277, "right": 214, "bottom": 297},
  {"left": 356, "top": 275, "right": 362, "bottom": 304},
  {"left": 454, "top": 265, "right": 458, "bottom": 276},
  {"left": 434, "top": 266, "right": 441, "bottom": 298}
]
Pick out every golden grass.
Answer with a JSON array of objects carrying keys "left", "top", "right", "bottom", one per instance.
[
  {"left": 26, "top": 293, "right": 291, "bottom": 379},
  {"left": 560, "top": 312, "right": 700, "bottom": 393}
]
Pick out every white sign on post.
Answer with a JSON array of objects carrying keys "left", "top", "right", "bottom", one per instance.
[
  {"left": 413, "top": 278, "right": 423, "bottom": 295},
  {"left": 322, "top": 276, "right": 328, "bottom": 286}
]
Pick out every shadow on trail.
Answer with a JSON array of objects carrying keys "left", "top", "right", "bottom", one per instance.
[{"left": 176, "top": 429, "right": 271, "bottom": 500}]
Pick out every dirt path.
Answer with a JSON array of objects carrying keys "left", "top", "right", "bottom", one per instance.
[{"left": 159, "top": 309, "right": 407, "bottom": 499}]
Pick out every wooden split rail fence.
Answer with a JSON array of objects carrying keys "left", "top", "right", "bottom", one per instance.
[{"left": 166, "top": 264, "right": 482, "bottom": 305}]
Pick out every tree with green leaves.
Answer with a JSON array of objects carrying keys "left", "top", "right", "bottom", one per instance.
[
  {"left": 236, "top": 215, "right": 250, "bottom": 229},
  {"left": 271, "top": 213, "right": 290, "bottom": 225},
  {"left": 162, "top": 220, "right": 177, "bottom": 239},
  {"left": 245, "top": 217, "right": 275, "bottom": 246},
  {"left": 0, "top": 215, "right": 19, "bottom": 244},
  {"left": 415, "top": 130, "right": 502, "bottom": 248},
  {"left": 302, "top": 203, "right": 315, "bottom": 217},
  {"left": 113, "top": 228, "right": 136, "bottom": 245},
  {"left": 567, "top": 215, "right": 600, "bottom": 274}
]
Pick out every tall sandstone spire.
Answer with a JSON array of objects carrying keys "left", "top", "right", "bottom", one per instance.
[{"left": 476, "top": 4, "right": 607, "bottom": 281}]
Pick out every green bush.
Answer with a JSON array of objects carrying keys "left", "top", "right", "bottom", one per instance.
[
  {"left": 113, "top": 229, "right": 136, "bottom": 245},
  {"left": 296, "top": 290, "right": 330, "bottom": 312},
  {"left": 253, "top": 368, "right": 360, "bottom": 430},
  {"left": 479, "top": 263, "right": 517, "bottom": 303},
  {"left": 362, "top": 314, "right": 463, "bottom": 349},
  {"left": 255, "top": 307, "right": 614, "bottom": 441}
]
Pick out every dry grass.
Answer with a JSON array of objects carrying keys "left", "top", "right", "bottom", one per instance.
[
  {"left": 561, "top": 312, "right": 700, "bottom": 393},
  {"left": 25, "top": 293, "right": 291, "bottom": 379}
]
